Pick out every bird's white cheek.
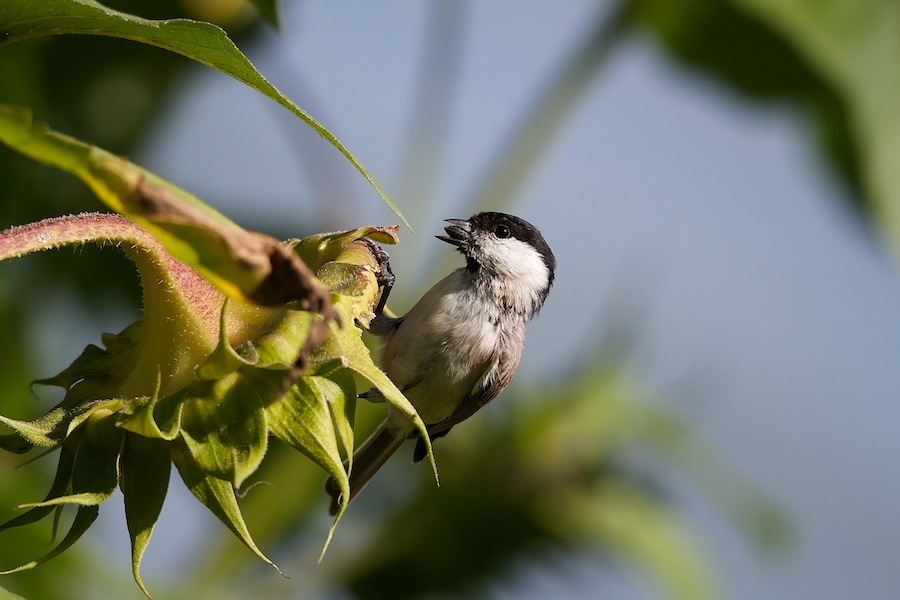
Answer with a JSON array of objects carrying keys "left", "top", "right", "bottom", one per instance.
[{"left": 482, "top": 238, "right": 549, "bottom": 292}]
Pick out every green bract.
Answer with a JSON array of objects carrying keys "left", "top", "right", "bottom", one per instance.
[
  {"left": 0, "top": 212, "right": 429, "bottom": 597},
  {"left": 0, "top": 112, "right": 434, "bottom": 598}
]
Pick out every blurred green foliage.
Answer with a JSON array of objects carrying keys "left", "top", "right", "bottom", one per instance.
[
  {"left": 633, "top": 0, "right": 860, "bottom": 194},
  {"left": 2, "top": 0, "right": 896, "bottom": 598},
  {"left": 633, "top": 0, "right": 900, "bottom": 251}
]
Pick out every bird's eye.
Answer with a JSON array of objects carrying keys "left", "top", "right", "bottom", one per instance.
[{"left": 494, "top": 224, "right": 511, "bottom": 238}]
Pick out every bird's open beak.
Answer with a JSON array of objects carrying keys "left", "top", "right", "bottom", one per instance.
[{"left": 436, "top": 218, "right": 472, "bottom": 248}]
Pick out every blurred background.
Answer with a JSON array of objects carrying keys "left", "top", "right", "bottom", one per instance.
[{"left": 2, "top": 0, "right": 900, "bottom": 598}]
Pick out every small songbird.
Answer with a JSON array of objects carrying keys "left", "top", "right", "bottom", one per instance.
[{"left": 326, "top": 212, "right": 555, "bottom": 514}]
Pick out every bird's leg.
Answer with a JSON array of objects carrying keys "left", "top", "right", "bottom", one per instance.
[
  {"left": 374, "top": 260, "right": 394, "bottom": 318},
  {"left": 370, "top": 243, "right": 395, "bottom": 319}
]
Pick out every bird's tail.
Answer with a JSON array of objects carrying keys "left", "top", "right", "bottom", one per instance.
[{"left": 325, "top": 420, "right": 405, "bottom": 515}]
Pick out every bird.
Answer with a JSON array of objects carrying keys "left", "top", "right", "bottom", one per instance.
[{"left": 326, "top": 211, "right": 555, "bottom": 514}]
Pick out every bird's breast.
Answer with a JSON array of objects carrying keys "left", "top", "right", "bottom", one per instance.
[{"left": 379, "top": 275, "right": 505, "bottom": 424}]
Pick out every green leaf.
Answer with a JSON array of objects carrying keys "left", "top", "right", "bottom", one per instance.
[
  {"left": 729, "top": 0, "right": 900, "bottom": 257},
  {"left": 0, "top": 108, "right": 329, "bottom": 309},
  {"left": 315, "top": 371, "right": 357, "bottom": 558},
  {"left": 64, "top": 399, "right": 123, "bottom": 437},
  {"left": 315, "top": 262, "right": 374, "bottom": 297},
  {"left": 23, "top": 409, "right": 123, "bottom": 508},
  {"left": 264, "top": 368, "right": 357, "bottom": 559},
  {"left": 0, "top": 583, "right": 28, "bottom": 600},
  {"left": 0, "top": 0, "right": 407, "bottom": 227},
  {"left": 31, "top": 323, "right": 141, "bottom": 402},
  {"left": 118, "top": 373, "right": 183, "bottom": 441},
  {"left": 0, "top": 434, "right": 31, "bottom": 454},
  {"left": 266, "top": 376, "right": 345, "bottom": 476},
  {"left": 0, "top": 505, "right": 99, "bottom": 575},
  {"left": 251, "top": 309, "right": 316, "bottom": 370},
  {"left": 171, "top": 438, "right": 281, "bottom": 575},
  {"left": 0, "top": 411, "right": 67, "bottom": 448},
  {"left": 317, "top": 369, "right": 358, "bottom": 470},
  {"left": 120, "top": 434, "right": 171, "bottom": 599},
  {"left": 0, "top": 445, "right": 75, "bottom": 534},
  {"left": 0, "top": 399, "right": 117, "bottom": 448},
  {"left": 294, "top": 226, "right": 400, "bottom": 270},
  {"left": 32, "top": 343, "right": 123, "bottom": 391},
  {"left": 178, "top": 372, "right": 269, "bottom": 488},
  {"left": 265, "top": 378, "right": 344, "bottom": 478}
]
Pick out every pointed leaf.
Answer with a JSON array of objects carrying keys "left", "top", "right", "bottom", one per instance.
[
  {"left": 119, "top": 388, "right": 184, "bottom": 442},
  {"left": 313, "top": 371, "right": 357, "bottom": 559},
  {"left": 293, "top": 225, "right": 399, "bottom": 270},
  {"left": 0, "top": 410, "right": 70, "bottom": 448},
  {"left": 0, "top": 584, "right": 28, "bottom": 600},
  {"left": 0, "top": 505, "right": 99, "bottom": 575},
  {"left": 265, "top": 372, "right": 354, "bottom": 560},
  {"left": 178, "top": 373, "right": 268, "bottom": 488},
  {"left": 0, "top": 434, "right": 31, "bottom": 454},
  {"left": 316, "top": 369, "right": 358, "bottom": 466},
  {"left": 32, "top": 343, "right": 118, "bottom": 390},
  {"left": 65, "top": 399, "right": 123, "bottom": 437},
  {"left": 171, "top": 439, "right": 281, "bottom": 574},
  {"left": 24, "top": 410, "right": 123, "bottom": 508},
  {"left": 0, "top": 445, "right": 75, "bottom": 534},
  {"left": 0, "top": 1, "right": 407, "bottom": 226},
  {"left": 120, "top": 434, "right": 171, "bottom": 599},
  {"left": 29, "top": 322, "right": 140, "bottom": 397},
  {"left": 266, "top": 377, "right": 346, "bottom": 491},
  {"left": 0, "top": 398, "right": 118, "bottom": 449}
]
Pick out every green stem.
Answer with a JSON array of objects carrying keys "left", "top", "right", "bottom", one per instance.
[{"left": 0, "top": 213, "right": 221, "bottom": 395}]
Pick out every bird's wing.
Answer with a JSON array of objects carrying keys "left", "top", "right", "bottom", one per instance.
[
  {"left": 439, "top": 343, "right": 522, "bottom": 431},
  {"left": 410, "top": 367, "right": 512, "bottom": 463}
]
